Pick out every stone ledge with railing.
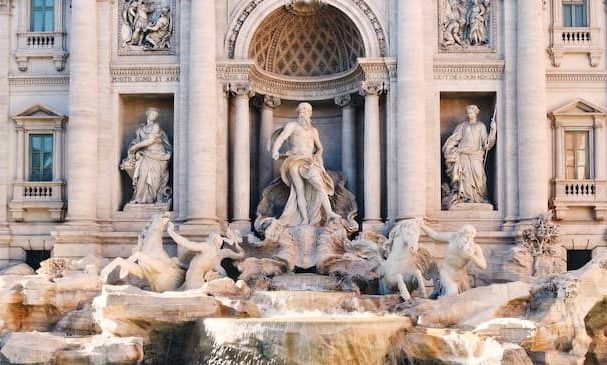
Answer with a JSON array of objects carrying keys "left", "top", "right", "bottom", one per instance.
[
  {"left": 14, "top": 32, "right": 68, "bottom": 72},
  {"left": 548, "top": 27, "right": 602, "bottom": 67},
  {"left": 9, "top": 181, "right": 66, "bottom": 222},
  {"left": 552, "top": 179, "right": 607, "bottom": 220}
]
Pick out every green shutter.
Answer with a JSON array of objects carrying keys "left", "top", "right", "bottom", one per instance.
[{"left": 29, "top": 134, "right": 53, "bottom": 181}]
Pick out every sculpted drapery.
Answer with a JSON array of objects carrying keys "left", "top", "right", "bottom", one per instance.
[
  {"left": 121, "top": 108, "right": 172, "bottom": 206},
  {"left": 442, "top": 104, "right": 496, "bottom": 208},
  {"left": 270, "top": 102, "right": 340, "bottom": 226}
]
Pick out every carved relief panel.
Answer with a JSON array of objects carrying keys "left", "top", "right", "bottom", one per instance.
[
  {"left": 438, "top": 0, "right": 496, "bottom": 53},
  {"left": 118, "top": 0, "right": 177, "bottom": 55}
]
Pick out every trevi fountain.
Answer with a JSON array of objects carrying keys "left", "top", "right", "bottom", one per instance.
[{"left": 1, "top": 0, "right": 607, "bottom": 364}]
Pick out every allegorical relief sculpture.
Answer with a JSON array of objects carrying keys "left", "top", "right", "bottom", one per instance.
[
  {"left": 442, "top": 104, "right": 496, "bottom": 209},
  {"left": 120, "top": 108, "right": 172, "bottom": 208},
  {"left": 120, "top": 0, "right": 173, "bottom": 51},
  {"left": 440, "top": 0, "right": 491, "bottom": 49}
]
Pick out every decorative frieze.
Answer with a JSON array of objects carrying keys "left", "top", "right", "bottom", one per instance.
[
  {"left": 433, "top": 63, "right": 504, "bottom": 80},
  {"left": 110, "top": 65, "right": 180, "bottom": 83},
  {"left": 546, "top": 72, "right": 607, "bottom": 82},
  {"left": 438, "top": 0, "right": 496, "bottom": 53},
  {"left": 118, "top": 0, "right": 176, "bottom": 56},
  {"left": 9, "top": 75, "right": 69, "bottom": 87}
]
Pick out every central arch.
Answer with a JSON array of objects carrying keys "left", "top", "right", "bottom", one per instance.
[{"left": 226, "top": 0, "right": 388, "bottom": 60}]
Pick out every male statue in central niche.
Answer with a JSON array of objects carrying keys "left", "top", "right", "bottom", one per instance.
[
  {"left": 270, "top": 102, "right": 341, "bottom": 226},
  {"left": 442, "top": 104, "right": 497, "bottom": 209},
  {"left": 121, "top": 107, "right": 172, "bottom": 207}
]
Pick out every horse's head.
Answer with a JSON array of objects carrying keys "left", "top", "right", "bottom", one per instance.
[
  {"left": 390, "top": 219, "right": 421, "bottom": 255},
  {"left": 148, "top": 212, "right": 171, "bottom": 232}
]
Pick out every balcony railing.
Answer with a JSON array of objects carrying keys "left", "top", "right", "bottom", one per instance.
[
  {"left": 549, "top": 27, "right": 601, "bottom": 67},
  {"left": 9, "top": 181, "right": 65, "bottom": 221},
  {"left": 554, "top": 179, "right": 606, "bottom": 202},
  {"left": 15, "top": 32, "right": 67, "bottom": 71}
]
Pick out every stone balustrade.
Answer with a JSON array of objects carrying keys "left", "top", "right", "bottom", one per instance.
[
  {"left": 9, "top": 181, "right": 65, "bottom": 221},
  {"left": 15, "top": 31, "right": 67, "bottom": 71}
]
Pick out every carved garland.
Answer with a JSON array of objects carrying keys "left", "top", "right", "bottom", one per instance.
[{"left": 227, "top": 0, "right": 388, "bottom": 58}]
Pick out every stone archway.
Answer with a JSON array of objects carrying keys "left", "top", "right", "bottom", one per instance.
[{"left": 226, "top": 0, "right": 388, "bottom": 60}]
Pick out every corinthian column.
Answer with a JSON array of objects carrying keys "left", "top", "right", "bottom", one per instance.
[
  {"left": 187, "top": 0, "right": 218, "bottom": 228},
  {"left": 335, "top": 94, "right": 356, "bottom": 195},
  {"left": 231, "top": 83, "right": 254, "bottom": 232},
  {"left": 66, "top": 0, "right": 98, "bottom": 224},
  {"left": 259, "top": 95, "right": 281, "bottom": 190},
  {"left": 396, "top": 0, "right": 426, "bottom": 219},
  {"left": 517, "top": 0, "right": 548, "bottom": 219},
  {"left": 360, "top": 81, "right": 383, "bottom": 227}
]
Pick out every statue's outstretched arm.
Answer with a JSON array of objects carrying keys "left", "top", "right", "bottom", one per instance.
[
  {"left": 167, "top": 222, "right": 209, "bottom": 252},
  {"left": 420, "top": 223, "right": 453, "bottom": 243}
]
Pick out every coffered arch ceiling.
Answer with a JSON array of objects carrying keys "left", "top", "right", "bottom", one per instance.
[{"left": 249, "top": 6, "right": 366, "bottom": 77}]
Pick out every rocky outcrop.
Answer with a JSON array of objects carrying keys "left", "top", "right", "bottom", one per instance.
[
  {"left": 0, "top": 332, "right": 142, "bottom": 365},
  {"left": 93, "top": 283, "right": 259, "bottom": 338},
  {"left": 0, "top": 273, "right": 100, "bottom": 332}
]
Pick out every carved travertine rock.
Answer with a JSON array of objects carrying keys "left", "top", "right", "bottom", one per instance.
[
  {"left": 420, "top": 222, "right": 487, "bottom": 297},
  {"left": 442, "top": 104, "right": 497, "bottom": 209},
  {"left": 120, "top": 107, "right": 172, "bottom": 208},
  {"left": 92, "top": 285, "right": 258, "bottom": 338}
]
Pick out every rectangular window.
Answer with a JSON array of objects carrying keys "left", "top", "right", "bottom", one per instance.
[
  {"left": 29, "top": 134, "right": 53, "bottom": 181},
  {"left": 565, "top": 131, "right": 590, "bottom": 180},
  {"left": 563, "top": 0, "right": 588, "bottom": 27},
  {"left": 30, "top": 0, "right": 54, "bottom": 32}
]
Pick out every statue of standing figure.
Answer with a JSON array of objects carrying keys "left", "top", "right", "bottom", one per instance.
[
  {"left": 121, "top": 108, "right": 172, "bottom": 207},
  {"left": 442, "top": 104, "right": 496, "bottom": 209},
  {"left": 270, "top": 102, "right": 341, "bottom": 227}
]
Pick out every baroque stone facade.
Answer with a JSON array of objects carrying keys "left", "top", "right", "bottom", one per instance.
[{"left": 0, "top": 0, "right": 606, "bottom": 278}]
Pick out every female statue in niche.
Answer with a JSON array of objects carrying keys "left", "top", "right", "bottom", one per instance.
[
  {"left": 442, "top": 104, "right": 496, "bottom": 209},
  {"left": 121, "top": 107, "right": 172, "bottom": 207}
]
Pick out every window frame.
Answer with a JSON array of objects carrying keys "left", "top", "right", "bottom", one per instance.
[
  {"left": 30, "top": 0, "right": 55, "bottom": 32},
  {"left": 28, "top": 133, "right": 54, "bottom": 182},
  {"left": 562, "top": 0, "right": 588, "bottom": 28},
  {"left": 563, "top": 128, "right": 593, "bottom": 180}
]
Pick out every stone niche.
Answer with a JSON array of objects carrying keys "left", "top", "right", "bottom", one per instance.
[
  {"left": 118, "top": 94, "right": 175, "bottom": 211},
  {"left": 440, "top": 92, "right": 497, "bottom": 210},
  {"left": 248, "top": 98, "right": 369, "bottom": 216}
]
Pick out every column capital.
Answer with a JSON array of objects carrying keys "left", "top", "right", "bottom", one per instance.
[
  {"left": 359, "top": 80, "right": 386, "bottom": 96},
  {"left": 335, "top": 94, "right": 353, "bottom": 108},
  {"left": 262, "top": 95, "right": 281, "bottom": 109},
  {"left": 229, "top": 82, "right": 255, "bottom": 98}
]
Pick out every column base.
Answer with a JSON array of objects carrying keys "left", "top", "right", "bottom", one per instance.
[
  {"left": 362, "top": 220, "right": 385, "bottom": 234},
  {"left": 178, "top": 218, "right": 222, "bottom": 240},
  {"left": 229, "top": 220, "right": 252, "bottom": 235}
]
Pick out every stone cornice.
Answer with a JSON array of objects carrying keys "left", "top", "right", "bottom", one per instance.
[
  {"left": 546, "top": 71, "right": 607, "bottom": 82},
  {"left": 433, "top": 62, "right": 505, "bottom": 80},
  {"left": 110, "top": 64, "right": 180, "bottom": 83},
  {"left": 9, "top": 75, "right": 69, "bottom": 87}
]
